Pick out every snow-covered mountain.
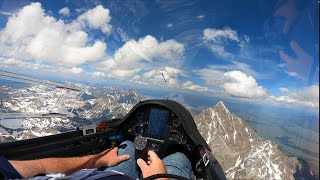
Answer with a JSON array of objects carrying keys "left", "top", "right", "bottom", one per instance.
[
  {"left": 0, "top": 84, "right": 316, "bottom": 179},
  {"left": 194, "top": 101, "right": 315, "bottom": 179},
  {"left": 0, "top": 84, "right": 144, "bottom": 141}
]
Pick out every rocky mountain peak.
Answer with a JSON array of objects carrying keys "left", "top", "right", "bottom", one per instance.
[
  {"left": 215, "top": 100, "right": 225, "bottom": 108},
  {"left": 195, "top": 101, "right": 299, "bottom": 180},
  {"left": 213, "top": 101, "right": 230, "bottom": 115}
]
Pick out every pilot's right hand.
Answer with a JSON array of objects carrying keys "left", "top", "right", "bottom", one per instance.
[{"left": 137, "top": 150, "right": 168, "bottom": 180}]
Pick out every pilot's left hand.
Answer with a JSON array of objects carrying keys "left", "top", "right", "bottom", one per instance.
[{"left": 96, "top": 147, "right": 130, "bottom": 167}]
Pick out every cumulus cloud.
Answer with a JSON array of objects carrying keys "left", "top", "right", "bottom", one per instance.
[
  {"left": 96, "top": 35, "right": 184, "bottom": 81},
  {"left": 58, "top": 7, "right": 70, "bottom": 17},
  {"left": 0, "top": 3, "right": 111, "bottom": 66},
  {"left": 222, "top": 71, "right": 268, "bottom": 98},
  {"left": 270, "top": 85, "right": 319, "bottom": 107},
  {"left": 195, "top": 68, "right": 268, "bottom": 98},
  {"left": 74, "top": 5, "right": 112, "bottom": 34}
]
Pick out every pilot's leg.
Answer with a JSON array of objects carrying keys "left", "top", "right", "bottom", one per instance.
[
  {"left": 162, "top": 152, "right": 192, "bottom": 179},
  {"left": 105, "top": 140, "right": 139, "bottom": 179}
]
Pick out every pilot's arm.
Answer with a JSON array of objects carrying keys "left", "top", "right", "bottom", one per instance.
[{"left": 9, "top": 147, "right": 130, "bottom": 179}]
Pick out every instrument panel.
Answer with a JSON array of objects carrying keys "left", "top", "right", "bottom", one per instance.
[{"left": 119, "top": 104, "right": 194, "bottom": 155}]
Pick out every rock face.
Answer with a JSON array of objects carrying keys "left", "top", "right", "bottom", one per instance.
[{"left": 194, "top": 101, "right": 298, "bottom": 180}]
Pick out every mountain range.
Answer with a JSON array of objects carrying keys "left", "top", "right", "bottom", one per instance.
[{"left": 0, "top": 84, "right": 316, "bottom": 179}]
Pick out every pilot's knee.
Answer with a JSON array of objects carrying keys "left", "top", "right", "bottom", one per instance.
[
  {"left": 164, "top": 152, "right": 191, "bottom": 166},
  {"left": 163, "top": 152, "right": 192, "bottom": 178},
  {"left": 118, "top": 140, "right": 134, "bottom": 150},
  {"left": 172, "top": 152, "right": 190, "bottom": 162}
]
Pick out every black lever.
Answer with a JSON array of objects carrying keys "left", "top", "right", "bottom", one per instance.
[{"left": 134, "top": 135, "right": 148, "bottom": 172}]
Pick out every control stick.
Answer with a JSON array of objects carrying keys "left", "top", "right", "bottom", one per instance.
[{"left": 134, "top": 135, "right": 148, "bottom": 172}]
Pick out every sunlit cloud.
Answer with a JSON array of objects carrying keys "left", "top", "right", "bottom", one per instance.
[
  {"left": 195, "top": 68, "right": 268, "bottom": 99},
  {"left": 68, "top": 67, "right": 84, "bottom": 74},
  {"left": 74, "top": 5, "right": 112, "bottom": 34},
  {"left": 58, "top": 7, "right": 70, "bottom": 17},
  {"left": 270, "top": 85, "right": 319, "bottom": 107},
  {"left": 95, "top": 35, "right": 184, "bottom": 83},
  {"left": 0, "top": 3, "right": 110, "bottom": 66}
]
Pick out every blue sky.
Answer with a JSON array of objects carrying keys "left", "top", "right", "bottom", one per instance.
[{"left": 0, "top": 0, "right": 318, "bottom": 109}]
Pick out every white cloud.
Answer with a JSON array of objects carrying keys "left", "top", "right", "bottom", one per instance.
[
  {"left": 279, "top": 87, "right": 289, "bottom": 93},
  {"left": 75, "top": 5, "right": 112, "bottom": 34},
  {"left": 68, "top": 67, "right": 83, "bottom": 74},
  {"left": 96, "top": 35, "right": 184, "bottom": 80},
  {"left": 287, "top": 71, "right": 304, "bottom": 79},
  {"left": 195, "top": 68, "right": 225, "bottom": 86},
  {"left": 75, "top": 8, "right": 84, "bottom": 13},
  {"left": 203, "top": 27, "right": 239, "bottom": 58},
  {"left": 167, "top": 23, "right": 173, "bottom": 28},
  {"left": 182, "top": 81, "right": 209, "bottom": 92},
  {"left": 239, "top": 35, "right": 250, "bottom": 48},
  {"left": 203, "top": 27, "right": 239, "bottom": 43},
  {"left": 195, "top": 68, "right": 268, "bottom": 98},
  {"left": 0, "top": 57, "right": 50, "bottom": 70},
  {"left": 208, "top": 44, "right": 233, "bottom": 58},
  {"left": 0, "top": 3, "right": 110, "bottom": 66},
  {"left": 0, "top": 10, "right": 17, "bottom": 16},
  {"left": 222, "top": 71, "right": 268, "bottom": 98},
  {"left": 141, "top": 66, "right": 184, "bottom": 87},
  {"left": 90, "top": 71, "right": 106, "bottom": 77},
  {"left": 270, "top": 85, "right": 319, "bottom": 107},
  {"left": 0, "top": 57, "right": 84, "bottom": 76},
  {"left": 203, "top": 27, "right": 251, "bottom": 58},
  {"left": 58, "top": 7, "right": 70, "bottom": 17},
  {"left": 115, "top": 27, "right": 130, "bottom": 42}
]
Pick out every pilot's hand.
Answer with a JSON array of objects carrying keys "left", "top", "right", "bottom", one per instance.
[
  {"left": 96, "top": 147, "right": 130, "bottom": 167},
  {"left": 137, "top": 150, "right": 168, "bottom": 180}
]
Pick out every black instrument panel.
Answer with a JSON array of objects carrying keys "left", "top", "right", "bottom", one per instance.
[{"left": 119, "top": 104, "right": 194, "bottom": 155}]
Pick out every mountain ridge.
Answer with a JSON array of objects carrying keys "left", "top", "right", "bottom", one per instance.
[
  {"left": 195, "top": 101, "right": 300, "bottom": 179},
  {"left": 0, "top": 84, "right": 316, "bottom": 179}
]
